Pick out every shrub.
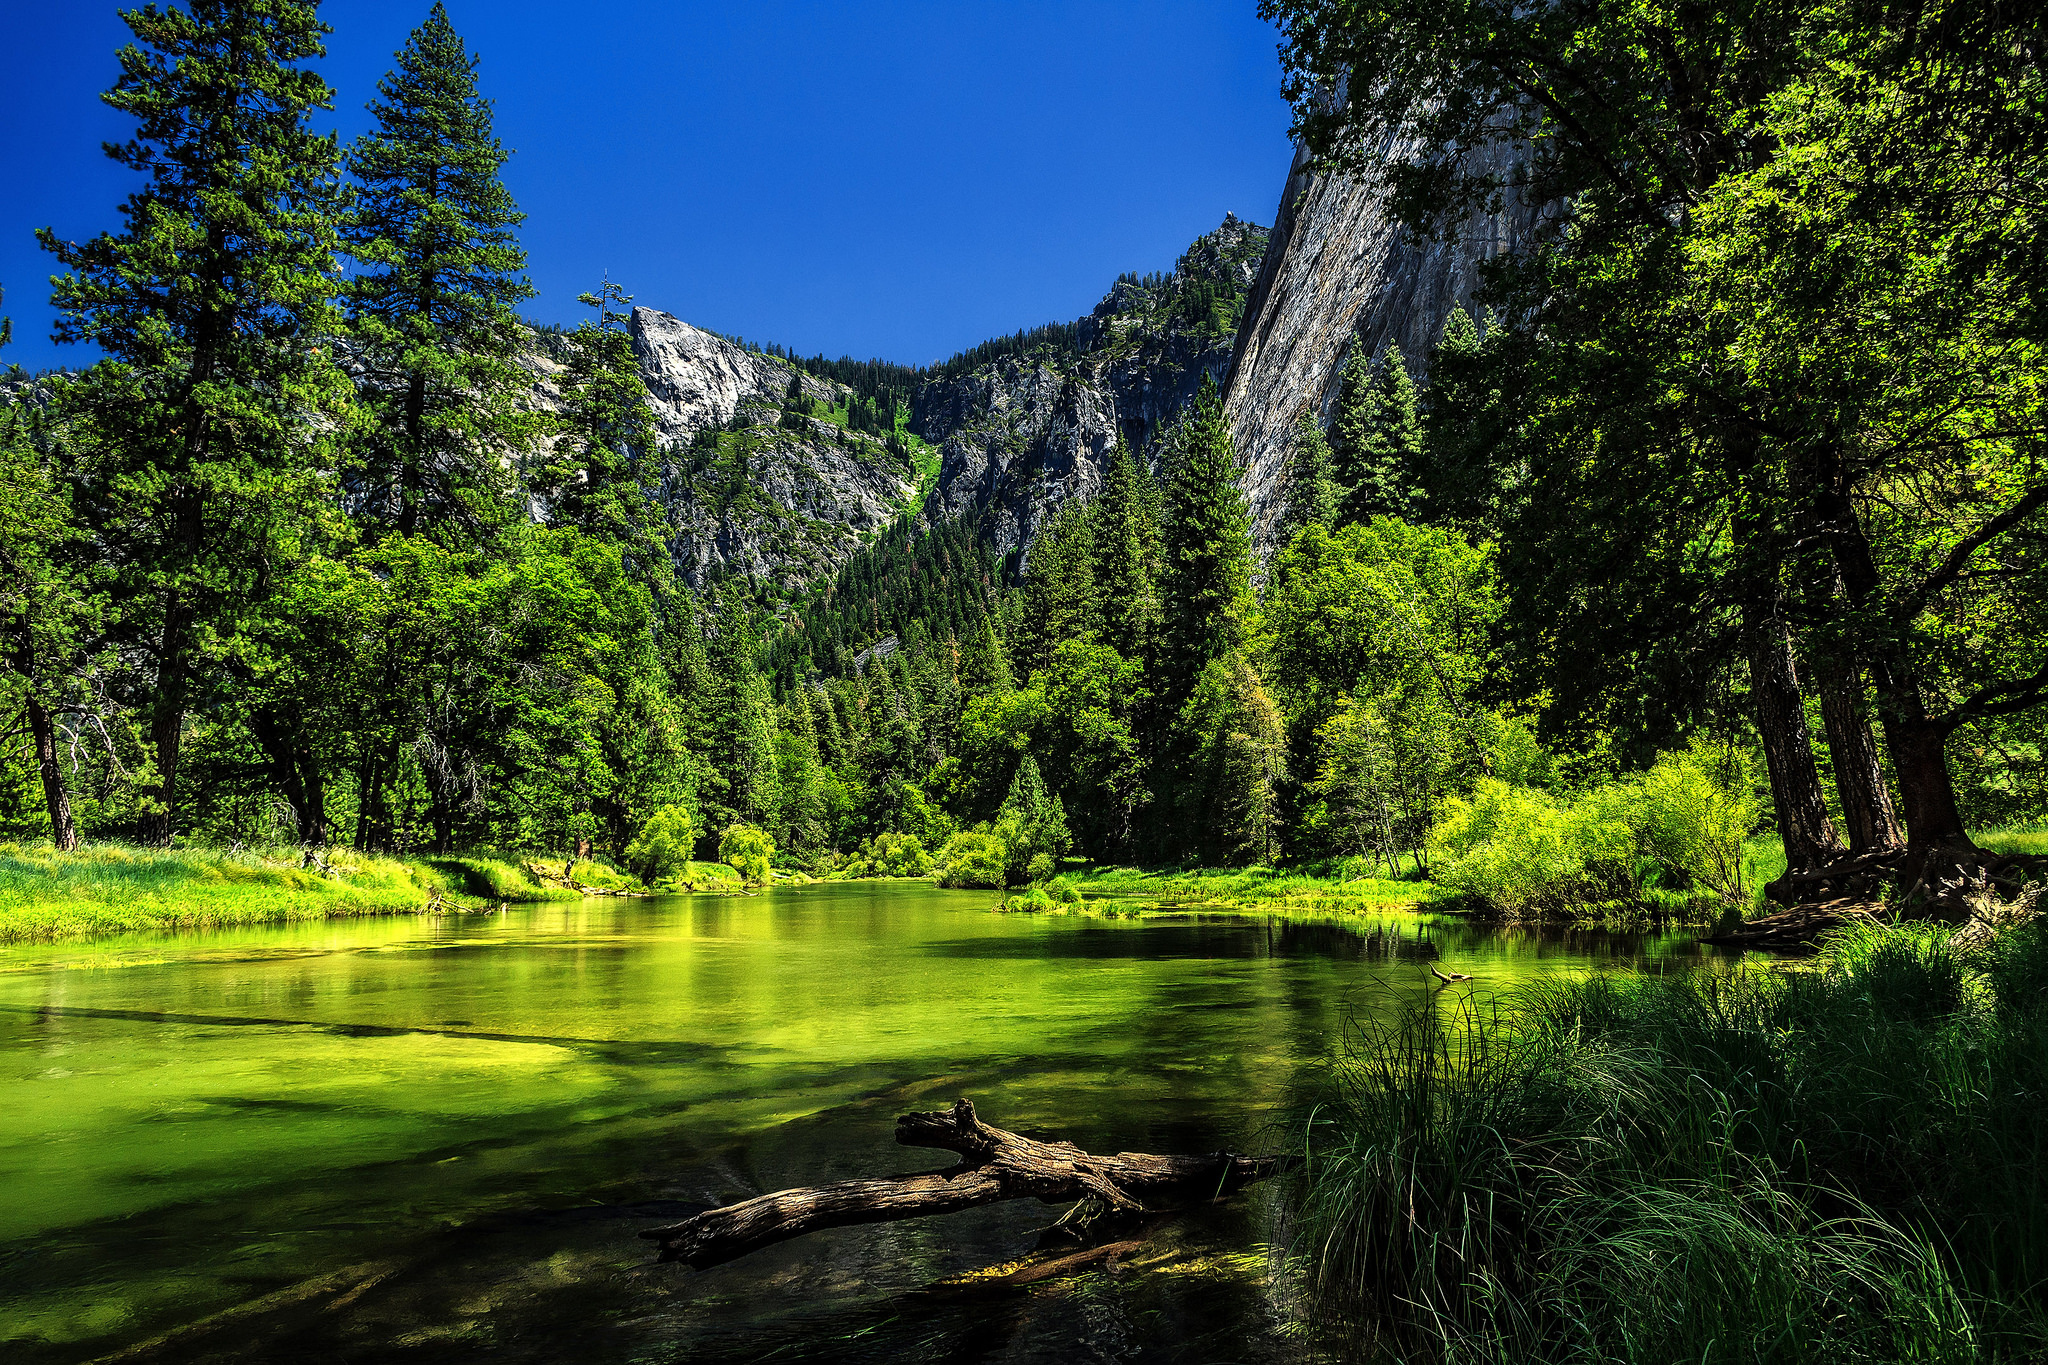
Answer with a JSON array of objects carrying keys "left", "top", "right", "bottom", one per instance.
[
  {"left": 1026, "top": 852, "right": 1056, "bottom": 884},
  {"left": 1045, "top": 875, "right": 1081, "bottom": 904},
  {"left": 718, "top": 823, "right": 775, "bottom": 885},
  {"left": 624, "top": 804, "right": 697, "bottom": 885},
  {"left": 935, "top": 826, "right": 1009, "bottom": 889},
  {"left": 1004, "top": 885, "right": 1055, "bottom": 912},
  {"left": 1432, "top": 742, "right": 1757, "bottom": 917}
]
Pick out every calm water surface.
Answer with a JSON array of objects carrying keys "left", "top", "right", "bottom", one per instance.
[{"left": 0, "top": 883, "right": 1730, "bottom": 1363}]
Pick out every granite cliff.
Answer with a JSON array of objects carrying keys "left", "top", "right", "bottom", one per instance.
[
  {"left": 910, "top": 214, "right": 1268, "bottom": 570},
  {"left": 582, "top": 309, "right": 923, "bottom": 590},
  {"left": 1224, "top": 136, "right": 1540, "bottom": 548}
]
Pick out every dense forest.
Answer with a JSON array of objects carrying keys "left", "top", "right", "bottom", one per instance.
[{"left": 1, "top": 0, "right": 2042, "bottom": 924}]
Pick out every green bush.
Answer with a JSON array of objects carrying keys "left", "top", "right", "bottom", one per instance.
[
  {"left": 1026, "top": 851, "right": 1056, "bottom": 884},
  {"left": 1433, "top": 742, "right": 1757, "bottom": 917},
  {"left": 935, "top": 826, "right": 1009, "bottom": 888},
  {"left": 623, "top": 804, "right": 698, "bottom": 885},
  {"left": 1004, "top": 885, "right": 1055, "bottom": 912},
  {"left": 1045, "top": 875, "right": 1081, "bottom": 904},
  {"left": 718, "top": 823, "right": 775, "bottom": 885},
  {"left": 833, "top": 831, "right": 934, "bottom": 879}
]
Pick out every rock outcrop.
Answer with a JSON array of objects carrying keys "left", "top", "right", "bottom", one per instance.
[
  {"left": 911, "top": 215, "right": 1267, "bottom": 571},
  {"left": 624, "top": 308, "right": 918, "bottom": 590},
  {"left": 1224, "top": 136, "right": 1540, "bottom": 547}
]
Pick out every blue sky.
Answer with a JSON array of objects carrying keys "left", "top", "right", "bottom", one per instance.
[{"left": 0, "top": 1, "right": 1295, "bottom": 374}]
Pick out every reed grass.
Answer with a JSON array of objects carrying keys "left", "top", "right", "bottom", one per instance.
[{"left": 1293, "top": 919, "right": 2048, "bottom": 1361}]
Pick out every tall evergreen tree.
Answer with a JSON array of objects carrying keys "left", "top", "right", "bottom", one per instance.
[
  {"left": 1159, "top": 374, "right": 1252, "bottom": 704},
  {"left": 959, "top": 615, "right": 1012, "bottom": 697},
  {"left": 1330, "top": 337, "right": 1375, "bottom": 518},
  {"left": 1093, "top": 438, "right": 1160, "bottom": 661},
  {"left": 543, "top": 283, "right": 665, "bottom": 567},
  {"left": 0, "top": 295, "right": 105, "bottom": 851},
  {"left": 41, "top": 0, "right": 351, "bottom": 845},
  {"left": 1011, "top": 496, "right": 1098, "bottom": 677},
  {"left": 701, "top": 589, "right": 779, "bottom": 834},
  {"left": 343, "top": 2, "right": 533, "bottom": 540},
  {"left": 1421, "top": 305, "right": 1498, "bottom": 522},
  {"left": 1337, "top": 343, "right": 1423, "bottom": 522},
  {"left": 1277, "top": 413, "right": 1339, "bottom": 542}
]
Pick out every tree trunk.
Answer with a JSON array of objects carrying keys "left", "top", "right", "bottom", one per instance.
[
  {"left": 1744, "top": 599, "right": 1842, "bottom": 885},
  {"left": 400, "top": 370, "right": 426, "bottom": 536},
  {"left": 143, "top": 594, "right": 191, "bottom": 848},
  {"left": 355, "top": 749, "right": 378, "bottom": 851},
  {"left": 1811, "top": 449, "right": 1972, "bottom": 855},
  {"left": 1817, "top": 662, "right": 1901, "bottom": 855},
  {"left": 641, "top": 1098, "right": 1285, "bottom": 1271},
  {"left": 27, "top": 695, "right": 77, "bottom": 852}
]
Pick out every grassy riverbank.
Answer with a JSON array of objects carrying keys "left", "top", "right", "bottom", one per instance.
[
  {"left": 1295, "top": 917, "right": 2048, "bottom": 1361},
  {"left": 0, "top": 844, "right": 598, "bottom": 943}
]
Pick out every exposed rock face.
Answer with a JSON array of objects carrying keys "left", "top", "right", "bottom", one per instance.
[
  {"left": 911, "top": 215, "right": 1268, "bottom": 570},
  {"left": 1225, "top": 136, "right": 1540, "bottom": 547},
  {"left": 624, "top": 308, "right": 917, "bottom": 590}
]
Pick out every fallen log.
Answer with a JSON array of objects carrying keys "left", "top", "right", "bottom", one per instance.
[{"left": 640, "top": 1098, "right": 1285, "bottom": 1270}]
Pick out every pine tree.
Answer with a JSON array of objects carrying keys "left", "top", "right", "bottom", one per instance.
[
  {"left": 1277, "top": 414, "right": 1338, "bottom": 542},
  {"left": 702, "top": 590, "right": 779, "bottom": 834},
  {"left": 1159, "top": 374, "right": 1252, "bottom": 703},
  {"left": 959, "top": 615, "right": 1012, "bottom": 697},
  {"left": 1421, "top": 305, "right": 1498, "bottom": 523},
  {"left": 1355, "top": 343, "right": 1424, "bottom": 519},
  {"left": 41, "top": 0, "right": 351, "bottom": 845},
  {"left": 343, "top": 2, "right": 533, "bottom": 539},
  {"left": 997, "top": 755, "right": 1072, "bottom": 883},
  {"left": 1330, "top": 336, "right": 1376, "bottom": 516},
  {"left": 0, "top": 306, "right": 104, "bottom": 851},
  {"left": 547, "top": 287, "right": 665, "bottom": 566},
  {"left": 1011, "top": 496, "right": 1098, "bottom": 677},
  {"left": 1093, "top": 438, "right": 1159, "bottom": 661}
]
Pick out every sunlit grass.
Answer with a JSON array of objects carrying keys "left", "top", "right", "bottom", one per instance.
[{"left": 0, "top": 843, "right": 433, "bottom": 942}]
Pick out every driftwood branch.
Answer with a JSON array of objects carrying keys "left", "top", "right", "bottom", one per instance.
[{"left": 641, "top": 1098, "right": 1285, "bottom": 1269}]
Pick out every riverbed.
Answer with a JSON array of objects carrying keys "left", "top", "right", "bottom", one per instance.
[{"left": 0, "top": 882, "right": 1730, "bottom": 1362}]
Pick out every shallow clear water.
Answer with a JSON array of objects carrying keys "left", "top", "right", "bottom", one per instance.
[{"left": 0, "top": 883, "right": 1729, "bottom": 1363}]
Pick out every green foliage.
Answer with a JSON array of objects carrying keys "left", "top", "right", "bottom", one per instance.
[
  {"left": 40, "top": 0, "right": 352, "bottom": 844},
  {"left": 834, "top": 830, "right": 933, "bottom": 879},
  {"left": 623, "top": 804, "right": 697, "bottom": 886},
  {"left": 717, "top": 822, "right": 774, "bottom": 885},
  {"left": 1159, "top": 374, "right": 1252, "bottom": 701},
  {"left": 995, "top": 756, "right": 1071, "bottom": 886},
  {"left": 1433, "top": 743, "right": 1759, "bottom": 918},
  {"left": 1181, "top": 652, "right": 1288, "bottom": 865},
  {"left": 1277, "top": 414, "right": 1338, "bottom": 541},
  {"left": 934, "top": 826, "right": 1010, "bottom": 889}
]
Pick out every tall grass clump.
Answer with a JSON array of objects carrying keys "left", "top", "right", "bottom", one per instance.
[{"left": 1293, "top": 918, "right": 2048, "bottom": 1362}]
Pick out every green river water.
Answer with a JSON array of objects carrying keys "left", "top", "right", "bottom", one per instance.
[{"left": 0, "top": 882, "right": 1730, "bottom": 1363}]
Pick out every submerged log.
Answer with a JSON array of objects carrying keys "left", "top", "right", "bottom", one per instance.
[{"left": 641, "top": 1098, "right": 1285, "bottom": 1270}]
